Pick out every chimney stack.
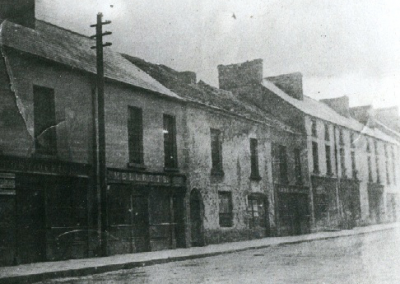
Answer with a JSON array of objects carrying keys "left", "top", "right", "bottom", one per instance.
[
  {"left": 0, "top": 0, "right": 35, "bottom": 28},
  {"left": 178, "top": 71, "right": 197, "bottom": 85},
  {"left": 350, "top": 105, "right": 374, "bottom": 126},
  {"left": 321, "top": 96, "right": 351, "bottom": 117},
  {"left": 266, "top": 73, "right": 304, "bottom": 100},
  {"left": 217, "top": 59, "right": 263, "bottom": 91}
]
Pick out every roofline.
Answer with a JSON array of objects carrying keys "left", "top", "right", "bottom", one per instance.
[
  {"left": 1, "top": 45, "right": 185, "bottom": 104},
  {"left": 261, "top": 80, "right": 399, "bottom": 145}
]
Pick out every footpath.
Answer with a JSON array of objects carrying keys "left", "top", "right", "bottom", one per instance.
[{"left": 0, "top": 222, "right": 398, "bottom": 284}]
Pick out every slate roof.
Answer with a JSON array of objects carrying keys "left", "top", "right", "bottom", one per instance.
[
  {"left": 122, "top": 55, "right": 297, "bottom": 133},
  {"left": 262, "top": 79, "right": 398, "bottom": 144},
  {"left": 0, "top": 19, "right": 182, "bottom": 100}
]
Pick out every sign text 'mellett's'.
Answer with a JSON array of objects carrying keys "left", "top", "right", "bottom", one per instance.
[{"left": 108, "top": 170, "right": 170, "bottom": 184}]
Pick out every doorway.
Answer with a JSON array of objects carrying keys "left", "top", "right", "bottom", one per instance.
[{"left": 190, "top": 189, "right": 204, "bottom": 247}]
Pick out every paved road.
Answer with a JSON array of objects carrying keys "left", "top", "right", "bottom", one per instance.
[{"left": 41, "top": 228, "right": 400, "bottom": 284}]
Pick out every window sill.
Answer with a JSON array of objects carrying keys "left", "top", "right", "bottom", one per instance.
[
  {"left": 164, "top": 167, "right": 179, "bottom": 173},
  {"left": 250, "top": 174, "right": 262, "bottom": 181},
  {"left": 127, "top": 163, "right": 146, "bottom": 171},
  {"left": 31, "top": 153, "right": 58, "bottom": 160}
]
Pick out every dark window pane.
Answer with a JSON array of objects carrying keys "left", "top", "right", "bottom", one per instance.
[
  {"left": 219, "top": 192, "right": 232, "bottom": 227},
  {"left": 211, "top": 129, "right": 223, "bottom": 173},
  {"left": 33, "top": 85, "right": 57, "bottom": 155},
  {"left": 128, "top": 106, "right": 143, "bottom": 164},
  {"left": 279, "top": 145, "right": 288, "bottom": 183},
  {"left": 163, "top": 114, "right": 177, "bottom": 168},
  {"left": 294, "top": 148, "right": 302, "bottom": 183},
  {"left": 325, "top": 145, "right": 332, "bottom": 175},
  {"left": 250, "top": 138, "right": 260, "bottom": 179},
  {"left": 312, "top": 142, "right": 319, "bottom": 173}
]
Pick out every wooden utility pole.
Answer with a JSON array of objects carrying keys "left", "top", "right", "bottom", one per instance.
[{"left": 90, "top": 12, "right": 112, "bottom": 257}]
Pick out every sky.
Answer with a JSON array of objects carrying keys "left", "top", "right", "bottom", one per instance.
[{"left": 36, "top": 0, "right": 400, "bottom": 111}]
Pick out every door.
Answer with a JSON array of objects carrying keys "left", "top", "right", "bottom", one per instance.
[
  {"left": 190, "top": 189, "right": 203, "bottom": 247},
  {"left": 17, "top": 183, "right": 46, "bottom": 263},
  {"left": 131, "top": 195, "right": 150, "bottom": 252}
]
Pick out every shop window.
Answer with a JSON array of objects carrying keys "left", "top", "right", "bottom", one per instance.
[
  {"left": 250, "top": 138, "right": 261, "bottom": 180},
  {"left": 33, "top": 85, "right": 57, "bottom": 156},
  {"left": 211, "top": 129, "right": 223, "bottom": 175},
  {"left": 128, "top": 106, "right": 144, "bottom": 166},
  {"left": 311, "top": 119, "right": 317, "bottom": 137},
  {"left": 247, "top": 195, "right": 266, "bottom": 228},
  {"left": 218, "top": 191, "right": 232, "bottom": 227},
  {"left": 312, "top": 141, "right": 319, "bottom": 174},
  {"left": 163, "top": 114, "right": 178, "bottom": 169},
  {"left": 325, "top": 145, "right": 332, "bottom": 175},
  {"left": 294, "top": 148, "right": 302, "bottom": 184},
  {"left": 351, "top": 151, "right": 357, "bottom": 179},
  {"left": 279, "top": 145, "right": 288, "bottom": 183},
  {"left": 324, "top": 124, "right": 330, "bottom": 141}
]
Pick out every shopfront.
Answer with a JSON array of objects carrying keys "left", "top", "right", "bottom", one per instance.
[
  {"left": 339, "top": 179, "right": 361, "bottom": 229},
  {"left": 0, "top": 155, "right": 90, "bottom": 266},
  {"left": 275, "top": 184, "right": 311, "bottom": 236},
  {"left": 368, "top": 183, "right": 384, "bottom": 224},
  {"left": 311, "top": 176, "right": 340, "bottom": 231},
  {"left": 106, "top": 169, "right": 187, "bottom": 255}
]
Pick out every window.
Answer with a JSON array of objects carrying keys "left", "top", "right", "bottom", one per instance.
[
  {"left": 247, "top": 195, "right": 266, "bottom": 228},
  {"left": 339, "top": 129, "right": 344, "bottom": 146},
  {"left": 312, "top": 141, "right": 319, "bottom": 174},
  {"left": 128, "top": 106, "right": 144, "bottom": 166},
  {"left": 392, "top": 147, "right": 396, "bottom": 185},
  {"left": 368, "top": 156, "right": 373, "bottom": 182},
  {"left": 294, "top": 148, "right": 302, "bottom": 183},
  {"left": 325, "top": 145, "right": 332, "bottom": 175},
  {"left": 366, "top": 140, "right": 371, "bottom": 153},
  {"left": 340, "top": 148, "right": 346, "bottom": 178},
  {"left": 385, "top": 145, "right": 390, "bottom": 185},
  {"left": 279, "top": 145, "right": 288, "bottom": 183},
  {"left": 351, "top": 151, "right": 357, "bottom": 179},
  {"left": 163, "top": 114, "right": 178, "bottom": 169},
  {"left": 375, "top": 142, "right": 380, "bottom": 183},
  {"left": 211, "top": 129, "right": 223, "bottom": 175},
  {"left": 311, "top": 119, "right": 317, "bottom": 137},
  {"left": 250, "top": 138, "right": 260, "bottom": 180},
  {"left": 324, "top": 124, "right": 330, "bottom": 141},
  {"left": 33, "top": 85, "right": 57, "bottom": 156},
  {"left": 218, "top": 192, "right": 232, "bottom": 227},
  {"left": 350, "top": 133, "right": 356, "bottom": 148}
]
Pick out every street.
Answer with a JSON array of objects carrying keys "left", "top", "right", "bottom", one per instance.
[{"left": 40, "top": 228, "right": 400, "bottom": 284}]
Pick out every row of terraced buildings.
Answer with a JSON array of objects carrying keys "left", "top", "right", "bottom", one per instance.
[{"left": 0, "top": 0, "right": 399, "bottom": 266}]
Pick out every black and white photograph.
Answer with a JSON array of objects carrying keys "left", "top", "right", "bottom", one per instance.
[{"left": 0, "top": 0, "right": 399, "bottom": 283}]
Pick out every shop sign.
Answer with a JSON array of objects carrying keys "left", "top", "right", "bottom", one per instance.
[
  {"left": 278, "top": 185, "right": 309, "bottom": 194},
  {"left": 108, "top": 169, "right": 184, "bottom": 186},
  {"left": 0, "top": 173, "right": 15, "bottom": 189},
  {"left": 0, "top": 156, "right": 89, "bottom": 177}
]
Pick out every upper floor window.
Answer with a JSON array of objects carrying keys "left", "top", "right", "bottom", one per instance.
[
  {"left": 367, "top": 156, "right": 373, "bottom": 182},
  {"left": 279, "top": 145, "right": 288, "bottom": 183},
  {"left": 312, "top": 141, "right": 319, "bottom": 174},
  {"left": 128, "top": 106, "right": 144, "bottom": 166},
  {"left": 294, "top": 148, "right": 302, "bottom": 184},
  {"left": 366, "top": 140, "right": 371, "bottom": 153},
  {"left": 163, "top": 114, "right": 178, "bottom": 169},
  {"left": 250, "top": 138, "right": 261, "bottom": 180},
  {"left": 219, "top": 191, "right": 233, "bottom": 227},
  {"left": 392, "top": 147, "right": 396, "bottom": 185},
  {"left": 385, "top": 145, "right": 390, "bottom": 185},
  {"left": 351, "top": 150, "right": 357, "bottom": 179},
  {"left": 324, "top": 124, "right": 330, "bottom": 142},
  {"left": 339, "top": 129, "right": 344, "bottom": 146},
  {"left": 311, "top": 119, "right": 317, "bottom": 137},
  {"left": 325, "top": 145, "right": 332, "bottom": 175},
  {"left": 33, "top": 85, "right": 57, "bottom": 156},
  {"left": 375, "top": 142, "right": 380, "bottom": 183},
  {"left": 211, "top": 129, "right": 223, "bottom": 175},
  {"left": 340, "top": 148, "right": 346, "bottom": 178},
  {"left": 350, "top": 133, "right": 356, "bottom": 148}
]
